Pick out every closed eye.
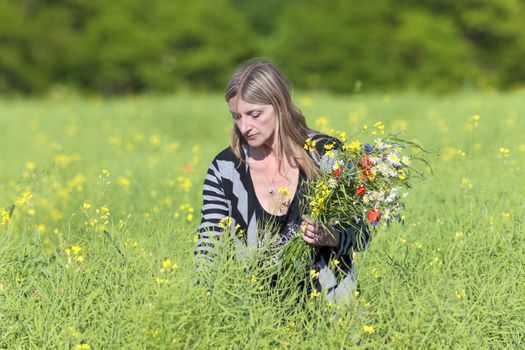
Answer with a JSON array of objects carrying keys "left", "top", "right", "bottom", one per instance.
[{"left": 230, "top": 112, "right": 240, "bottom": 120}]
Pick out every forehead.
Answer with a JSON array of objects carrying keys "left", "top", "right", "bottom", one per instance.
[{"left": 228, "top": 96, "right": 271, "bottom": 112}]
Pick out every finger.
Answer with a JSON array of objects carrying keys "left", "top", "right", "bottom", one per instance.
[
  {"left": 301, "top": 232, "right": 317, "bottom": 245},
  {"left": 303, "top": 224, "right": 319, "bottom": 239},
  {"left": 302, "top": 216, "right": 314, "bottom": 225}
]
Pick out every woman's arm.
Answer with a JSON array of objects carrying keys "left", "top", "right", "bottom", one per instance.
[{"left": 194, "top": 159, "right": 230, "bottom": 273}]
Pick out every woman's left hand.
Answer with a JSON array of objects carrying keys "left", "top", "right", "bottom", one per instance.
[{"left": 300, "top": 216, "right": 340, "bottom": 247}]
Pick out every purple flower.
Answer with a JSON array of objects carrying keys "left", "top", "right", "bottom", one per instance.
[{"left": 364, "top": 144, "right": 372, "bottom": 153}]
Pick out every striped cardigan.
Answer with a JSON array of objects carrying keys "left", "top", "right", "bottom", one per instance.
[{"left": 195, "top": 131, "right": 370, "bottom": 303}]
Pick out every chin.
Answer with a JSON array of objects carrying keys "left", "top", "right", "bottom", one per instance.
[{"left": 245, "top": 138, "right": 265, "bottom": 148}]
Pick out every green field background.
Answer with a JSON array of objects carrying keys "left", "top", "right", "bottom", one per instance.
[{"left": 0, "top": 91, "right": 524, "bottom": 348}]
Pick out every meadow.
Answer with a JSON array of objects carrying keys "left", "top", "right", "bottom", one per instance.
[{"left": 0, "top": 91, "right": 524, "bottom": 349}]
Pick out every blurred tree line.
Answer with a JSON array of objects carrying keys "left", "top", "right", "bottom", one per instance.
[{"left": 1, "top": 0, "right": 525, "bottom": 94}]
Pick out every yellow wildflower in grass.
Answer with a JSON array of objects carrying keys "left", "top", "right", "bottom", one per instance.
[
  {"left": 71, "top": 246, "right": 81, "bottom": 254},
  {"left": 25, "top": 161, "right": 36, "bottom": 171},
  {"left": 457, "top": 150, "right": 466, "bottom": 157},
  {"left": 374, "top": 121, "right": 385, "bottom": 135},
  {"left": 82, "top": 202, "right": 91, "bottom": 210},
  {"left": 499, "top": 147, "right": 510, "bottom": 158},
  {"left": 218, "top": 216, "right": 233, "bottom": 229},
  {"left": 455, "top": 290, "right": 466, "bottom": 299},
  {"left": 96, "top": 207, "right": 110, "bottom": 226},
  {"left": 461, "top": 177, "right": 473, "bottom": 189},
  {"left": 411, "top": 241, "right": 423, "bottom": 249},
  {"left": 430, "top": 257, "right": 443, "bottom": 267},
  {"left": 310, "top": 291, "right": 321, "bottom": 299},
  {"left": 337, "top": 131, "right": 347, "bottom": 143},
  {"left": 309, "top": 269, "right": 320, "bottom": 279},
  {"left": 442, "top": 147, "right": 458, "bottom": 161},
  {"left": 37, "top": 224, "right": 46, "bottom": 234},
  {"left": 16, "top": 191, "right": 33, "bottom": 207},
  {"left": 454, "top": 232, "right": 464, "bottom": 240},
  {"left": 161, "top": 258, "right": 177, "bottom": 273},
  {"left": 177, "top": 176, "right": 192, "bottom": 192},
  {"left": 502, "top": 212, "right": 510, "bottom": 220},
  {"left": 100, "top": 169, "right": 110, "bottom": 177},
  {"left": 363, "top": 325, "right": 375, "bottom": 334},
  {"left": 74, "top": 344, "right": 90, "bottom": 350},
  {"left": 150, "top": 134, "right": 161, "bottom": 147},
  {"left": 1, "top": 209, "right": 10, "bottom": 225},
  {"left": 117, "top": 176, "right": 130, "bottom": 188},
  {"left": 398, "top": 236, "right": 407, "bottom": 244},
  {"left": 156, "top": 277, "right": 168, "bottom": 286}
]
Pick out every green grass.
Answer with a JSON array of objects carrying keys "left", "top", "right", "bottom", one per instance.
[{"left": 0, "top": 91, "right": 524, "bottom": 348}]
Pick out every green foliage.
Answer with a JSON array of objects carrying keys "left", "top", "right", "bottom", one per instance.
[
  {"left": 0, "top": 92, "right": 524, "bottom": 347},
  {"left": 1, "top": 0, "right": 525, "bottom": 93}
]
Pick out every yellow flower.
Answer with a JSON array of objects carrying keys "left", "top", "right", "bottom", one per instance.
[
  {"left": 499, "top": 147, "right": 510, "bottom": 158},
  {"left": 310, "top": 291, "right": 321, "bottom": 299},
  {"left": 71, "top": 246, "right": 81, "bottom": 254},
  {"left": 455, "top": 289, "right": 466, "bottom": 299},
  {"left": 460, "top": 177, "right": 473, "bottom": 189},
  {"left": 162, "top": 259, "right": 172, "bottom": 271},
  {"left": 76, "top": 256, "right": 84, "bottom": 263},
  {"left": 74, "top": 344, "right": 90, "bottom": 350},
  {"left": 374, "top": 121, "right": 385, "bottom": 134},
  {"left": 398, "top": 236, "right": 407, "bottom": 244},
  {"left": 309, "top": 269, "right": 320, "bottom": 279},
  {"left": 218, "top": 216, "right": 233, "bottom": 229},
  {"left": 1, "top": 209, "right": 11, "bottom": 225},
  {"left": 82, "top": 202, "right": 91, "bottom": 210},
  {"left": 278, "top": 187, "right": 292, "bottom": 199},
  {"left": 25, "top": 161, "right": 36, "bottom": 171},
  {"left": 177, "top": 176, "right": 192, "bottom": 192},
  {"left": 344, "top": 140, "right": 362, "bottom": 152},
  {"left": 502, "top": 212, "right": 510, "bottom": 220},
  {"left": 37, "top": 224, "right": 46, "bottom": 234},
  {"left": 363, "top": 325, "right": 375, "bottom": 334},
  {"left": 304, "top": 138, "right": 317, "bottom": 152},
  {"left": 101, "top": 169, "right": 110, "bottom": 177},
  {"left": 324, "top": 142, "right": 335, "bottom": 151},
  {"left": 337, "top": 131, "right": 347, "bottom": 143},
  {"left": 117, "top": 176, "right": 130, "bottom": 187},
  {"left": 16, "top": 191, "right": 33, "bottom": 207},
  {"left": 454, "top": 232, "right": 464, "bottom": 240},
  {"left": 156, "top": 277, "right": 168, "bottom": 286}
]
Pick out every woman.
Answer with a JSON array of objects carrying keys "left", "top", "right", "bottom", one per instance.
[{"left": 195, "top": 60, "right": 370, "bottom": 304}]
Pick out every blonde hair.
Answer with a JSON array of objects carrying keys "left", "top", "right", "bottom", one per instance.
[{"left": 225, "top": 60, "right": 321, "bottom": 179}]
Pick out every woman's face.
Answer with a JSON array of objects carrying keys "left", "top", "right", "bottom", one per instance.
[{"left": 229, "top": 96, "right": 278, "bottom": 148}]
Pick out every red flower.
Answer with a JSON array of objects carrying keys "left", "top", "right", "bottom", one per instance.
[
  {"left": 333, "top": 168, "right": 342, "bottom": 178},
  {"left": 359, "top": 155, "right": 373, "bottom": 170},
  {"left": 367, "top": 208, "right": 381, "bottom": 224},
  {"left": 355, "top": 185, "right": 366, "bottom": 196}
]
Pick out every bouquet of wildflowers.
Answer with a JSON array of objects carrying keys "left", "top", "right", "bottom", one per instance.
[{"left": 280, "top": 123, "right": 431, "bottom": 279}]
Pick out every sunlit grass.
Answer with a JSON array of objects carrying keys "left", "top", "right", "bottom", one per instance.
[{"left": 0, "top": 90, "right": 524, "bottom": 348}]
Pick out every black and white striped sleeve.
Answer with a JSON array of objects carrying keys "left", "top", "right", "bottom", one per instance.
[
  {"left": 194, "top": 159, "right": 230, "bottom": 271},
  {"left": 334, "top": 220, "right": 371, "bottom": 256}
]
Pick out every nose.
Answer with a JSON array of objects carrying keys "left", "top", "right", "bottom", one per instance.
[{"left": 237, "top": 117, "right": 252, "bottom": 135}]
